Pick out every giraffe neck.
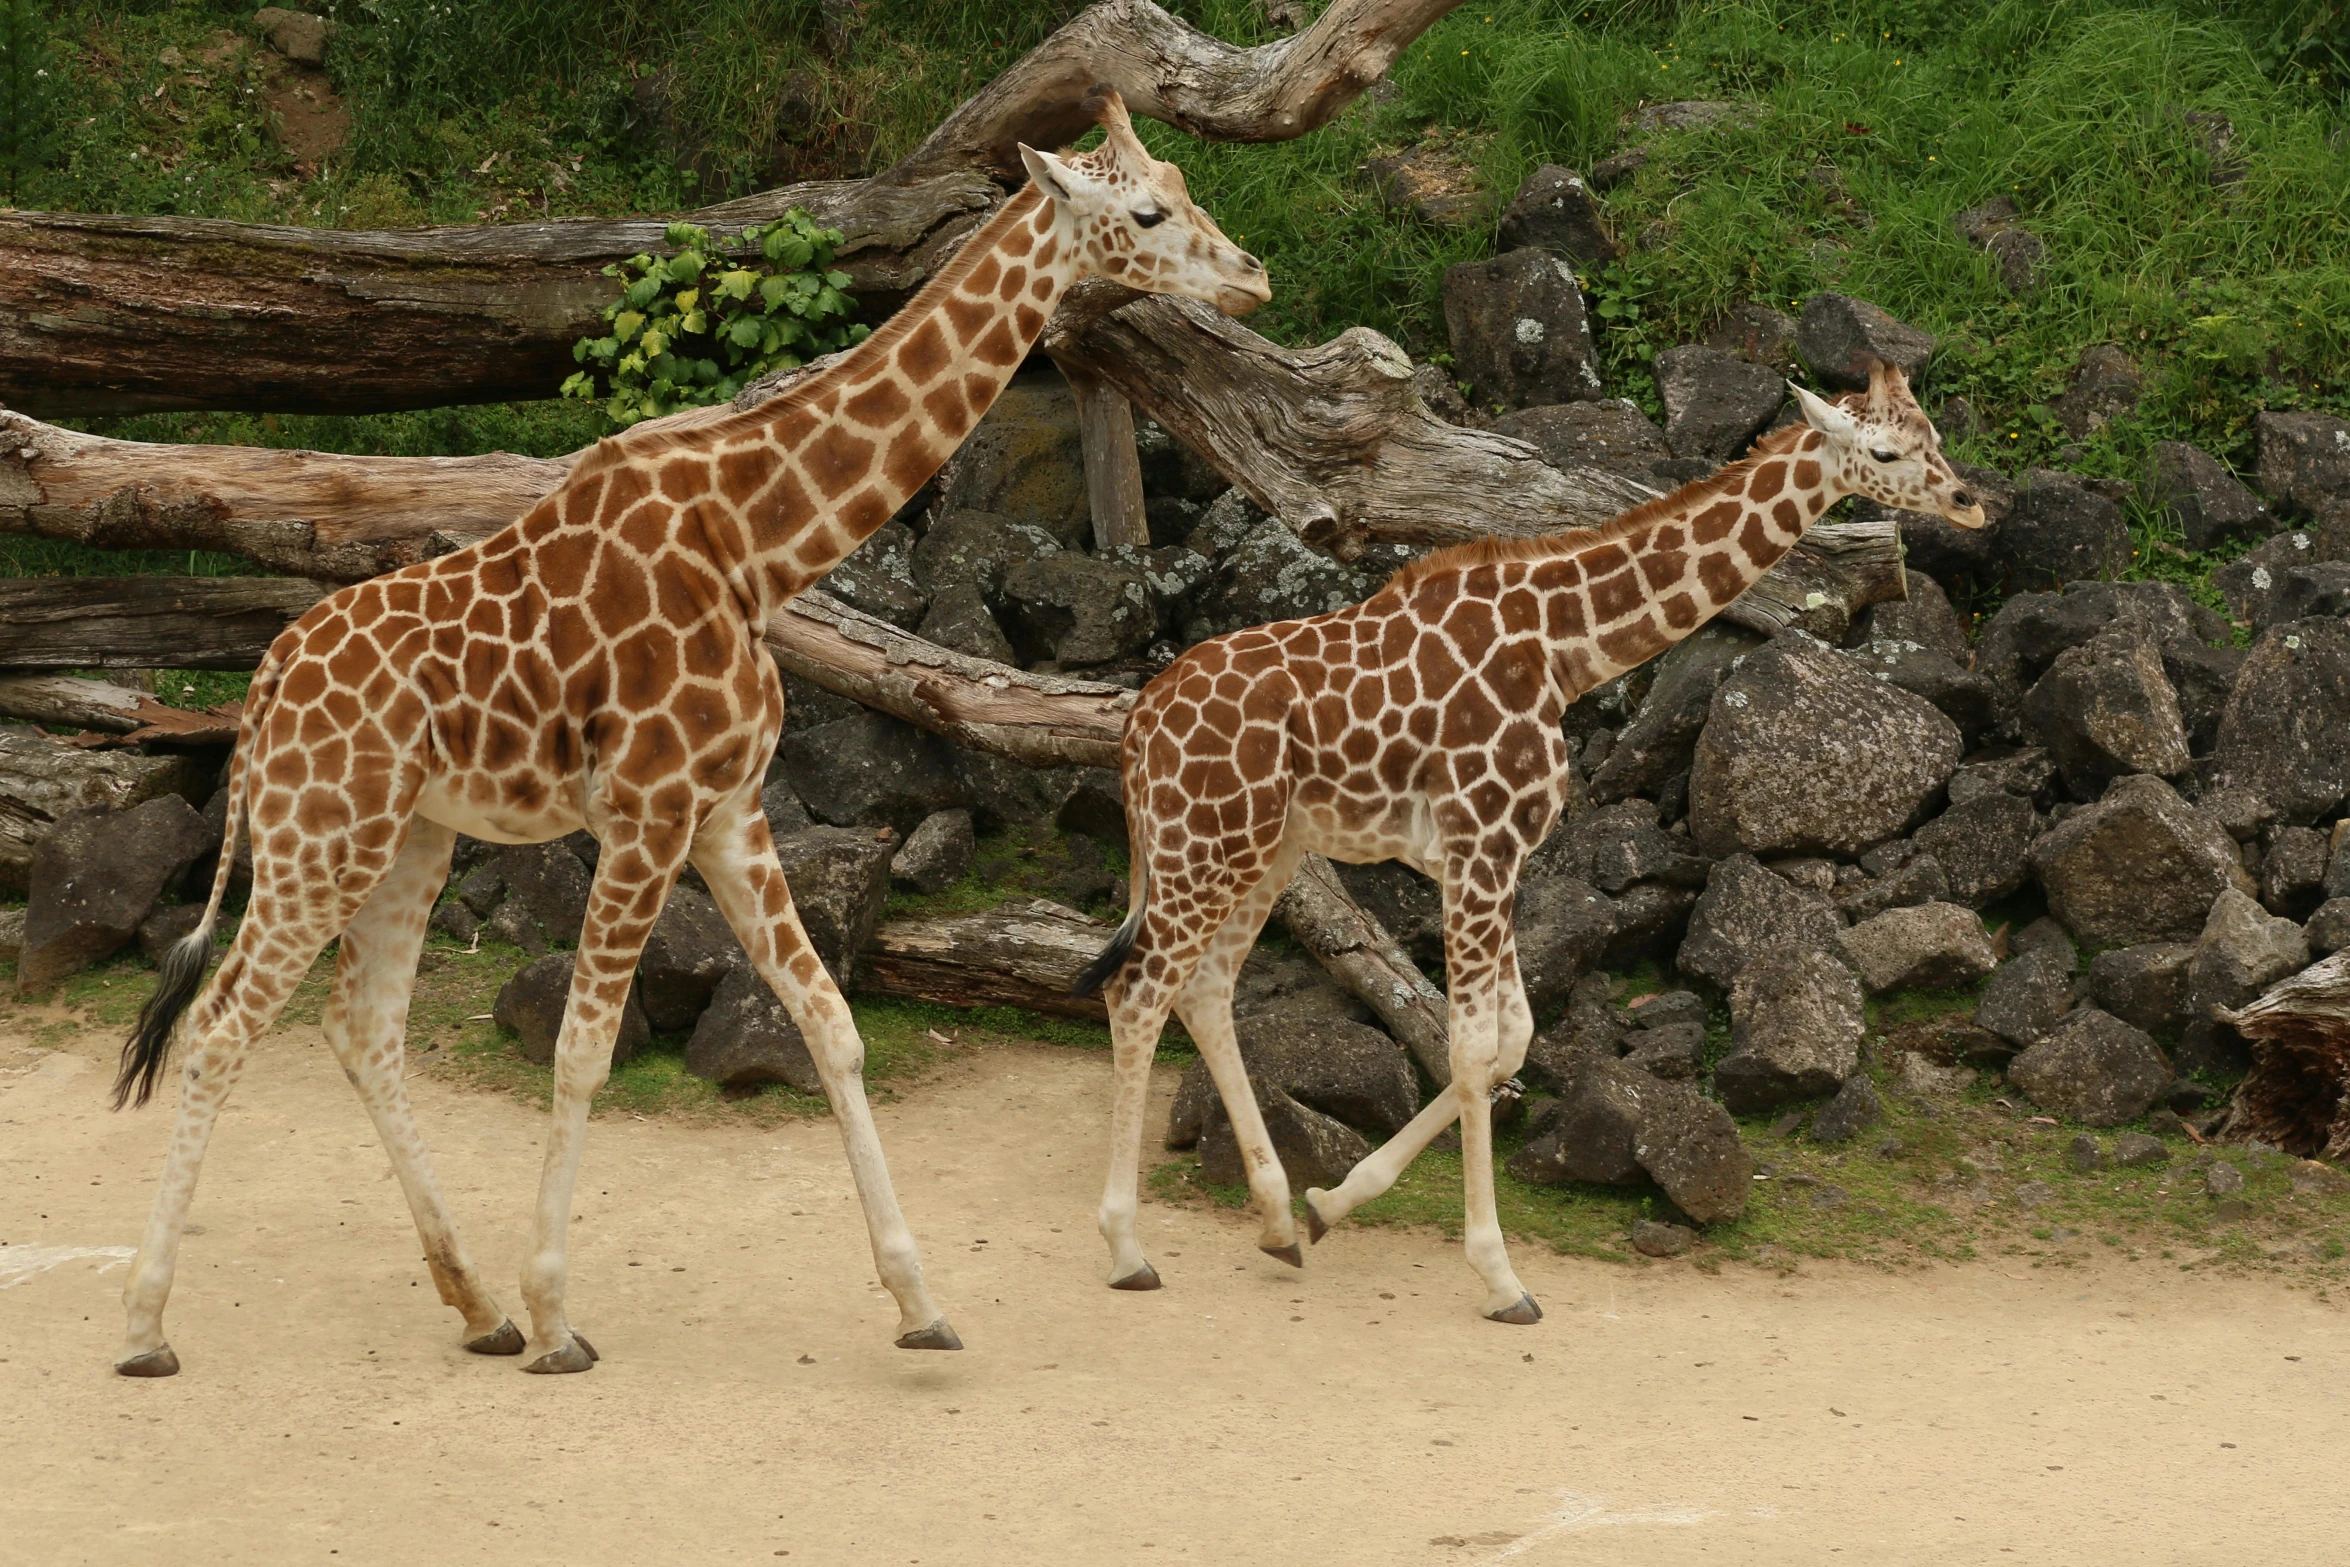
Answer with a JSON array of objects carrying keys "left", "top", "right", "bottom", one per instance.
[{"left": 623, "top": 185, "right": 1081, "bottom": 616}]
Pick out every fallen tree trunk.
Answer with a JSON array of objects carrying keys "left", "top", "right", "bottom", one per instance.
[
  {"left": 2211, "top": 952, "right": 2350, "bottom": 1160},
  {"left": 0, "top": 578, "right": 327, "bottom": 671},
  {"left": 1274, "top": 854, "right": 1452, "bottom": 1086},
  {"left": 0, "top": 0, "right": 1462, "bottom": 418},
  {"left": 0, "top": 674, "right": 242, "bottom": 745},
  {"left": 857, "top": 898, "right": 1113, "bottom": 1021}
]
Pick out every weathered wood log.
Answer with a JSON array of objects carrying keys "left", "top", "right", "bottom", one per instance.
[
  {"left": 0, "top": 0, "right": 1462, "bottom": 418},
  {"left": 0, "top": 674, "right": 241, "bottom": 745},
  {"left": 1275, "top": 853, "right": 1452, "bottom": 1086},
  {"left": 0, "top": 578, "right": 327, "bottom": 671},
  {"left": 1063, "top": 367, "right": 1152, "bottom": 551},
  {"left": 2211, "top": 952, "right": 2350, "bottom": 1160},
  {"left": 857, "top": 898, "right": 1113, "bottom": 1020},
  {"left": 0, "top": 728, "right": 209, "bottom": 893}
]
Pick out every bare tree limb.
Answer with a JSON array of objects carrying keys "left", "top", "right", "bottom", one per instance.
[
  {"left": 1275, "top": 854, "right": 1453, "bottom": 1085},
  {"left": 0, "top": 674, "right": 242, "bottom": 745},
  {"left": 0, "top": 578, "right": 328, "bottom": 670}
]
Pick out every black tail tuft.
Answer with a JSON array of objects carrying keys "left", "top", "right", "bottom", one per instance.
[
  {"left": 1071, "top": 875, "right": 1148, "bottom": 1000},
  {"left": 114, "top": 927, "right": 213, "bottom": 1110}
]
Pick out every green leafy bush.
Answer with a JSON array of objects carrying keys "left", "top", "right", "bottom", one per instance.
[{"left": 561, "top": 209, "right": 867, "bottom": 428}]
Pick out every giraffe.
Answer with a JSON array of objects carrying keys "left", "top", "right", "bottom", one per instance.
[
  {"left": 106, "top": 87, "right": 1269, "bottom": 1378},
  {"left": 1073, "top": 361, "right": 1982, "bottom": 1321}
]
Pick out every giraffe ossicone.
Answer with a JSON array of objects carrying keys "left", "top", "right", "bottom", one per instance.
[
  {"left": 1076, "top": 359, "right": 1982, "bottom": 1320},
  {"left": 105, "top": 86, "right": 1267, "bottom": 1378}
]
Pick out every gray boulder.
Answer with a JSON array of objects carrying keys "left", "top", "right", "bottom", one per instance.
[
  {"left": 1513, "top": 873, "right": 1619, "bottom": 1019},
  {"left": 491, "top": 839, "right": 595, "bottom": 947},
  {"left": 951, "top": 747, "right": 1081, "bottom": 829},
  {"left": 908, "top": 508, "right": 1059, "bottom": 598},
  {"left": 891, "top": 809, "right": 974, "bottom": 896},
  {"left": 1632, "top": 1080, "right": 1755, "bottom": 1223},
  {"left": 1911, "top": 791, "right": 2037, "bottom": 907},
  {"left": 1440, "top": 248, "right": 1606, "bottom": 410},
  {"left": 1809, "top": 1074, "right": 1885, "bottom": 1145},
  {"left": 2027, "top": 774, "right": 2254, "bottom": 947},
  {"left": 2208, "top": 619, "right": 2350, "bottom": 825},
  {"left": 2310, "top": 898, "right": 2350, "bottom": 957},
  {"left": 2216, "top": 525, "right": 2350, "bottom": 628},
  {"left": 1166, "top": 1014, "right": 1419, "bottom": 1148},
  {"left": 254, "top": 6, "right": 328, "bottom": 64},
  {"left": 138, "top": 903, "right": 208, "bottom": 964},
  {"left": 1187, "top": 507, "right": 1388, "bottom": 639},
  {"left": 1834, "top": 851, "right": 1952, "bottom": 922},
  {"left": 1621, "top": 1019, "right": 1706, "bottom": 1081},
  {"left": 1702, "top": 302, "right": 1800, "bottom": 372},
  {"left": 1847, "top": 638, "right": 1996, "bottom": 745},
  {"left": 1677, "top": 852, "right": 1845, "bottom": 991},
  {"left": 1852, "top": 569, "right": 1971, "bottom": 663},
  {"left": 780, "top": 711, "right": 963, "bottom": 835},
  {"left": 1198, "top": 1084, "right": 1371, "bottom": 1191},
  {"left": 2003, "top": 470, "right": 2135, "bottom": 587},
  {"left": 683, "top": 965, "right": 822, "bottom": 1093},
  {"left": 1947, "top": 746, "right": 2058, "bottom": 808},
  {"left": 2261, "top": 825, "right": 2332, "bottom": 919},
  {"left": 1714, "top": 949, "right": 1865, "bottom": 1115},
  {"left": 635, "top": 884, "right": 747, "bottom": 1032},
  {"left": 915, "top": 582, "right": 1018, "bottom": 664},
  {"left": 17, "top": 796, "right": 214, "bottom": 993},
  {"left": 2187, "top": 887, "right": 2310, "bottom": 1022},
  {"left": 2007, "top": 1007, "right": 2172, "bottom": 1127},
  {"left": 2088, "top": 941, "right": 2196, "bottom": 1037},
  {"left": 1975, "top": 946, "right": 2078, "bottom": 1048},
  {"left": 1654, "top": 345, "right": 1787, "bottom": 462},
  {"left": 1489, "top": 399, "right": 1670, "bottom": 477},
  {"left": 2020, "top": 628, "right": 2190, "bottom": 797},
  {"left": 760, "top": 776, "right": 814, "bottom": 841},
  {"left": 824, "top": 521, "right": 927, "bottom": 629},
  {"left": 1688, "top": 638, "right": 1963, "bottom": 859},
  {"left": 1837, "top": 902, "right": 1998, "bottom": 994},
  {"left": 1495, "top": 164, "right": 1620, "bottom": 266},
  {"left": 0, "top": 734, "right": 205, "bottom": 897},
  {"left": 494, "top": 952, "right": 650, "bottom": 1069},
  {"left": 771, "top": 826, "right": 894, "bottom": 985},
  {"left": 1953, "top": 195, "right": 2044, "bottom": 292},
  {"left": 2148, "top": 441, "right": 2267, "bottom": 551},
  {"left": 1506, "top": 1055, "right": 1649, "bottom": 1186},
  {"left": 1795, "top": 293, "right": 1933, "bottom": 390},
  {"left": 999, "top": 553, "right": 1157, "bottom": 668},
  {"left": 2256, "top": 411, "right": 2350, "bottom": 518},
  {"left": 1590, "top": 623, "right": 1764, "bottom": 804},
  {"left": 940, "top": 377, "right": 1091, "bottom": 547},
  {"left": 2052, "top": 345, "right": 2140, "bottom": 439}
]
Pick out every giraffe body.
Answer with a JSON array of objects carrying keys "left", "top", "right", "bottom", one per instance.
[
  {"left": 1080, "top": 363, "right": 1983, "bottom": 1317},
  {"left": 110, "top": 88, "right": 1267, "bottom": 1376}
]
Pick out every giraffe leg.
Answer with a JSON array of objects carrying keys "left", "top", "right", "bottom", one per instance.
[
  {"left": 516, "top": 832, "right": 683, "bottom": 1373},
  {"left": 117, "top": 916, "right": 340, "bottom": 1374},
  {"left": 318, "top": 817, "right": 517, "bottom": 1354},
  {"left": 1441, "top": 875, "right": 1537, "bottom": 1324},
  {"left": 1168, "top": 844, "right": 1306, "bottom": 1264},
  {"left": 1098, "top": 981, "right": 1176, "bottom": 1291},
  {"left": 693, "top": 807, "right": 954, "bottom": 1350}
]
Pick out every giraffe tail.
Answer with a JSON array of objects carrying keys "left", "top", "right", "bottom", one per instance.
[
  {"left": 1070, "top": 866, "right": 1148, "bottom": 1000},
  {"left": 114, "top": 648, "right": 282, "bottom": 1111}
]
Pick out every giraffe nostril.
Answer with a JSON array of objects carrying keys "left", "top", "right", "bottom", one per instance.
[
  {"left": 1242, "top": 253, "right": 1264, "bottom": 272},
  {"left": 1952, "top": 489, "right": 1976, "bottom": 509}
]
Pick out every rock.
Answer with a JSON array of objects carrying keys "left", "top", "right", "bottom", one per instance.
[
  {"left": 489, "top": 839, "right": 594, "bottom": 947},
  {"left": 1835, "top": 852, "right": 1951, "bottom": 922},
  {"left": 2013, "top": 1179, "right": 2054, "bottom": 1211},
  {"left": 1589, "top": 820, "right": 1713, "bottom": 894},
  {"left": 999, "top": 553, "right": 1157, "bottom": 668},
  {"left": 759, "top": 776, "right": 815, "bottom": 842},
  {"left": 1795, "top": 293, "right": 1934, "bottom": 391},
  {"left": 780, "top": 711, "right": 962, "bottom": 836},
  {"left": 1495, "top": 164, "right": 1619, "bottom": 265},
  {"left": 683, "top": 965, "right": 822, "bottom": 1093},
  {"left": 1628, "top": 99, "right": 1766, "bottom": 135},
  {"left": 17, "top": 797, "right": 214, "bottom": 993},
  {"left": 1051, "top": 769, "right": 1128, "bottom": 852},
  {"left": 915, "top": 581, "right": 1018, "bottom": 663},
  {"left": 2020, "top": 628, "right": 2190, "bottom": 797},
  {"left": 1810, "top": 1075, "right": 1885, "bottom": 1144},
  {"left": 428, "top": 900, "right": 478, "bottom": 946},
  {"left": 483, "top": 899, "right": 548, "bottom": 957},
  {"left": 1946, "top": 746, "right": 2057, "bottom": 809},
  {"left": 2256, "top": 411, "right": 2350, "bottom": 518},
  {"left": 2112, "top": 1131, "right": 2170, "bottom": 1168},
  {"left": 1167, "top": 1014, "right": 1418, "bottom": 1148},
  {"left": 2007, "top": 1007, "right": 2172, "bottom": 1127},
  {"left": 2215, "top": 524, "right": 2350, "bottom": 627},
  {"left": 1837, "top": 902, "right": 1997, "bottom": 994},
  {"left": 2259, "top": 825, "right": 2332, "bottom": 919},
  {"left": 940, "top": 378, "right": 1091, "bottom": 547},
  {"left": 2289, "top": 1159, "right": 2349, "bottom": 1195},
  {"left": 1714, "top": 949, "right": 1865, "bottom": 1115},
  {"left": 1621, "top": 1018, "right": 1705, "bottom": 1081},
  {"left": 2052, "top": 345, "right": 2140, "bottom": 439},
  {"left": 0, "top": 731, "right": 205, "bottom": 896},
  {"left": 950, "top": 746, "right": 1080, "bottom": 830},
  {"left": 2310, "top": 898, "right": 2350, "bottom": 957},
  {"left": 1185, "top": 505, "right": 1390, "bottom": 639},
  {"left": 2028, "top": 774, "right": 2254, "bottom": 948},
  {"left": 253, "top": 6, "right": 327, "bottom": 65},
  {"left": 1953, "top": 195, "right": 2044, "bottom": 291},
  {"left": 822, "top": 521, "right": 927, "bottom": 629},
  {"left": 1628, "top": 988, "right": 1708, "bottom": 1030},
  {"left": 136, "top": 903, "right": 208, "bottom": 965},
  {"left": 454, "top": 861, "right": 505, "bottom": 918},
  {"left": 1677, "top": 852, "right": 1845, "bottom": 991},
  {"left": 2205, "top": 1161, "right": 2245, "bottom": 1198},
  {"left": 1489, "top": 400, "right": 1669, "bottom": 477},
  {"left": 1133, "top": 418, "right": 1229, "bottom": 504},
  {"left": 1590, "top": 624, "right": 1765, "bottom": 804},
  {"left": 1653, "top": 346, "right": 1787, "bottom": 462},
  {"left": 1408, "top": 364, "right": 1480, "bottom": 428},
  {"left": 908, "top": 508, "right": 1060, "bottom": 598},
  {"left": 1518, "top": 973, "right": 1623, "bottom": 1095},
  {"left": 1362, "top": 141, "right": 1485, "bottom": 228},
  {"left": 1099, "top": 542, "right": 1216, "bottom": 637},
  {"left": 2087, "top": 942, "right": 2195, "bottom": 1037},
  {"left": 1893, "top": 1051, "right": 1976, "bottom": 1095},
  {"left": 1198, "top": 1083, "right": 1372, "bottom": 1191},
  {"left": 1506, "top": 1056, "right": 1649, "bottom": 1186},
  {"left": 493, "top": 953, "right": 649, "bottom": 1069},
  {"left": 2187, "top": 887, "right": 2311, "bottom": 1024},
  {"left": 1230, "top": 948, "right": 1372, "bottom": 1027},
  {"left": 2003, "top": 470, "right": 2135, "bottom": 586},
  {"left": 1852, "top": 570, "right": 1971, "bottom": 664},
  {"left": 1702, "top": 302, "right": 1800, "bottom": 372},
  {"left": 635, "top": 884, "right": 747, "bottom": 1032},
  {"left": 2067, "top": 1134, "right": 2103, "bottom": 1173},
  {"left": 1632, "top": 1081, "right": 1755, "bottom": 1223},
  {"left": 2208, "top": 619, "right": 2350, "bottom": 825},
  {"left": 2147, "top": 442, "right": 2268, "bottom": 551},
  {"left": 891, "top": 809, "right": 974, "bottom": 896},
  {"left": 1688, "top": 638, "right": 1963, "bottom": 859},
  {"left": 1603, "top": 882, "right": 1699, "bottom": 967},
  {"left": 1973, "top": 582, "right": 2236, "bottom": 751},
  {"left": 1440, "top": 248, "right": 1606, "bottom": 410},
  {"left": 771, "top": 826, "right": 893, "bottom": 986},
  {"left": 1910, "top": 793, "right": 2037, "bottom": 909},
  {"left": 1975, "top": 946, "right": 2079, "bottom": 1048},
  {"left": 1513, "top": 875, "right": 1619, "bottom": 1019},
  {"left": 1630, "top": 1219, "right": 1696, "bottom": 1257},
  {"left": 2258, "top": 562, "right": 2350, "bottom": 632},
  {"left": 1857, "top": 462, "right": 2015, "bottom": 585},
  {"left": 1847, "top": 638, "right": 1996, "bottom": 746}
]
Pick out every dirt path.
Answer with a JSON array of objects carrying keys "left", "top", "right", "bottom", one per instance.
[{"left": 4, "top": 1019, "right": 2346, "bottom": 1566}]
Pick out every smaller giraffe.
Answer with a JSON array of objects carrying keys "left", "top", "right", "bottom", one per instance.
[{"left": 1075, "top": 362, "right": 1982, "bottom": 1320}]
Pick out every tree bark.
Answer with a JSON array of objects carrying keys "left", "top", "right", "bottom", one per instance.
[
  {"left": 0, "top": 674, "right": 242, "bottom": 745},
  {"left": 0, "top": 0, "right": 1463, "bottom": 418},
  {"left": 1274, "top": 854, "right": 1452, "bottom": 1086},
  {"left": 1063, "top": 367, "right": 1152, "bottom": 552},
  {"left": 2212, "top": 952, "right": 2350, "bottom": 1160},
  {"left": 857, "top": 898, "right": 1115, "bottom": 1021},
  {"left": 0, "top": 728, "right": 209, "bottom": 893},
  {"left": 0, "top": 578, "right": 327, "bottom": 671}
]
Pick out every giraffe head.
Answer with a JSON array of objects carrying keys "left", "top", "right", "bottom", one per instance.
[
  {"left": 1017, "top": 86, "right": 1271, "bottom": 316},
  {"left": 1788, "top": 359, "right": 1986, "bottom": 529}
]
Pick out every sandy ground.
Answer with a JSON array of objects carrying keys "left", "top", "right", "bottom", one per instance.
[{"left": 4, "top": 1017, "right": 2348, "bottom": 1567}]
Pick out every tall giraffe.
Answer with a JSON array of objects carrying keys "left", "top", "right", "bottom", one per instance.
[
  {"left": 108, "top": 88, "right": 1268, "bottom": 1377},
  {"left": 1075, "top": 362, "right": 1982, "bottom": 1321}
]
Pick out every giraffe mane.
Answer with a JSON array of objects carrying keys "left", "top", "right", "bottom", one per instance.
[{"left": 1381, "top": 422, "right": 1819, "bottom": 592}]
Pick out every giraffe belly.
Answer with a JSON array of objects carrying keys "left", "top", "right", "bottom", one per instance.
[
  {"left": 1291, "top": 801, "right": 1437, "bottom": 873},
  {"left": 414, "top": 775, "right": 586, "bottom": 846}
]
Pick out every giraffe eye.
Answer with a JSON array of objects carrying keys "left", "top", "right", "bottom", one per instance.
[
  {"left": 1871, "top": 448, "right": 1899, "bottom": 464},
  {"left": 1132, "top": 208, "right": 1166, "bottom": 228}
]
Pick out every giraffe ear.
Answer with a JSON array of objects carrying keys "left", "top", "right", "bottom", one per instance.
[
  {"left": 1790, "top": 381, "right": 1858, "bottom": 440},
  {"left": 1019, "top": 144, "right": 1076, "bottom": 205}
]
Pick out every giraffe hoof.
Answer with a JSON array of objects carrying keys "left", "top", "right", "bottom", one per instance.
[
  {"left": 1261, "top": 1241, "right": 1305, "bottom": 1269},
  {"left": 1109, "top": 1262, "right": 1163, "bottom": 1291},
  {"left": 895, "top": 1319, "right": 964, "bottom": 1351},
  {"left": 520, "top": 1334, "right": 598, "bottom": 1374},
  {"left": 464, "top": 1319, "right": 526, "bottom": 1356},
  {"left": 1303, "top": 1194, "right": 1331, "bottom": 1245},
  {"left": 115, "top": 1344, "right": 180, "bottom": 1378},
  {"left": 1485, "top": 1293, "right": 1544, "bottom": 1326}
]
